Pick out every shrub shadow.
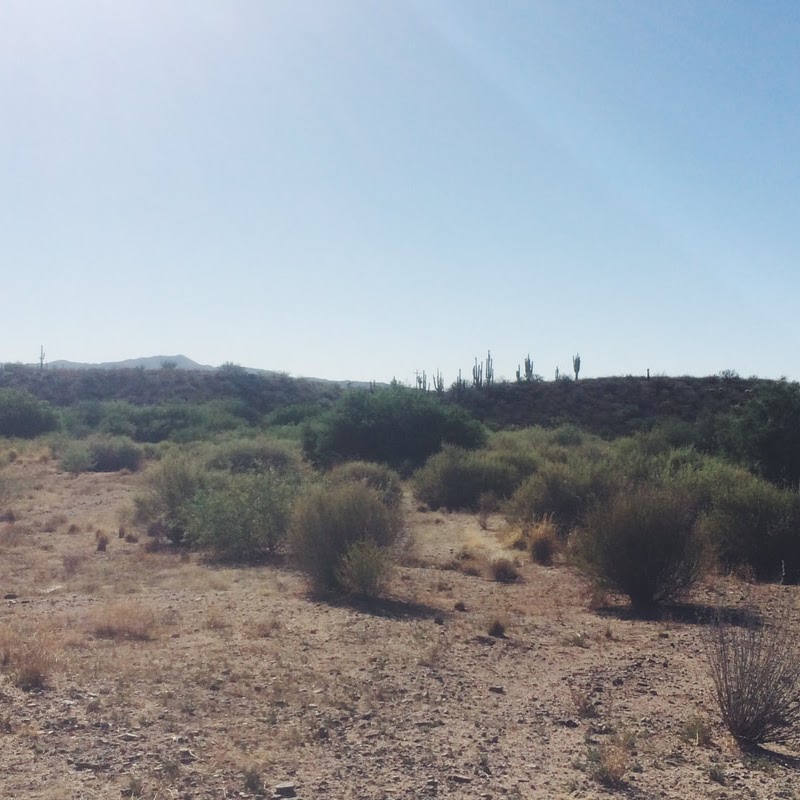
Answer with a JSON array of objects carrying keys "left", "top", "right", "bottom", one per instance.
[
  {"left": 595, "top": 602, "right": 761, "bottom": 628},
  {"left": 319, "top": 594, "right": 445, "bottom": 621},
  {"left": 745, "top": 745, "right": 800, "bottom": 769}
]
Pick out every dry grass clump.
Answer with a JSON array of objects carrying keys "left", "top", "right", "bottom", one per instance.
[
  {"left": 42, "top": 513, "right": 68, "bottom": 532},
  {"left": 0, "top": 523, "right": 30, "bottom": 547},
  {"left": 0, "top": 625, "right": 57, "bottom": 690},
  {"left": 701, "top": 602, "right": 800, "bottom": 747},
  {"left": 529, "top": 516, "right": 558, "bottom": 565},
  {"left": 587, "top": 733, "right": 632, "bottom": 788},
  {"left": 95, "top": 530, "right": 110, "bottom": 551},
  {"left": 62, "top": 552, "right": 87, "bottom": 577},
  {"left": 90, "top": 602, "right": 158, "bottom": 641}
]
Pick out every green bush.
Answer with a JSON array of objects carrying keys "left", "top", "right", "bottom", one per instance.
[
  {"left": 205, "top": 437, "right": 305, "bottom": 477},
  {"left": 303, "top": 387, "right": 485, "bottom": 473},
  {"left": 86, "top": 435, "right": 143, "bottom": 472},
  {"left": 696, "top": 477, "right": 800, "bottom": 581},
  {"left": 327, "top": 461, "right": 403, "bottom": 509},
  {"left": 573, "top": 485, "right": 704, "bottom": 610},
  {"left": 0, "top": 390, "right": 58, "bottom": 438},
  {"left": 504, "top": 459, "right": 613, "bottom": 533},
  {"left": 188, "top": 473, "right": 298, "bottom": 562},
  {"left": 133, "top": 456, "right": 209, "bottom": 544},
  {"left": 59, "top": 442, "right": 94, "bottom": 475},
  {"left": 721, "top": 380, "right": 800, "bottom": 488},
  {"left": 289, "top": 483, "right": 403, "bottom": 594},
  {"left": 413, "top": 446, "right": 524, "bottom": 511}
]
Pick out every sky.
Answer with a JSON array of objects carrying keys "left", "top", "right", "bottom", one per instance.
[{"left": 2, "top": 1, "right": 799, "bottom": 384}]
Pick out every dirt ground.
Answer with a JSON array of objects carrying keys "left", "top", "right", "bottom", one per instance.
[{"left": 1, "top": 449, "right": 799, "bottom": 799}]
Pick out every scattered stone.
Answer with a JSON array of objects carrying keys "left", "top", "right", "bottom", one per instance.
[
  {"left": 488, "top": 685, "right": 505, "bottom": 695},
  {"left": 558, "top": 718, "right": 579, "bottom": 729},
  {"left": 449, "top": 774, "right": 472, "bottom": 784},
  {"left": 3, "top": 593, "right": 17, "bottom": 600},
  {"left": 454, "top": 601, "right": 467, "bottom": 612},
  {"left": 471, "top": 635, "right": 497, "bottom": 647},
  {"left": 274, "top": 781, "right": 297, "bottom": 797},
  {"left": 434, "top": 615, "right": 445, "bottom": 625}
]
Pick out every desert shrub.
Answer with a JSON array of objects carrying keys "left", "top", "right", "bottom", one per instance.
[
  {"left": 701, "top": 604, "right": 800, "bottom": 747},
  {"left": 59, "top": 442, "right": 94, "bottom": 474},
  {"left": 696, "top": 474, "right": 800, "bottom": 581},
  {"left": 490, "top": 557, "right": 520, "bottom": 583},
  {"left": 187, "top": 472, "right": 298, "bottom": 562},
  {"left": 504, "top": 459, "right": 614, "bottom": 533},
  {"left": 0, "top": 389, "right": 58, "bottom": 438},
  {"left": 413, "top": 446, "right": 524, "bottom": 511},
  {"left": 63, "top": 400, "right": 253, "bottom": 443},
  {"left": 574, "top": 485, "right": 704, "bottom": 610},
  {"left": 205, "top": 437, "right": 305, "bottom": 477},
  {"left": 303, "top": 387, "right": 485, "bottom": 473},
  {"left": 722, "top": 380, "right": 800, "bottom": 488},
  {"left": 133, "top": 456, "right": 209, "bottom": 545},
  {"left": 327, "top": 461, "right": 403, "bottom": 509},
  {"left": 289, "top": 483, "right": 402, "bottom": 594},
  {"left": 86, "top": 435, "right": 143, "bottom": 472},
  {"left": 336, "top": 539, "right": 395, "bottom": 597}
]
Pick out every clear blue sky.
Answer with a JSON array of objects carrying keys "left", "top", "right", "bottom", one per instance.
[{"left": 2, "top": 1, "right": 798, "bottom": 383}]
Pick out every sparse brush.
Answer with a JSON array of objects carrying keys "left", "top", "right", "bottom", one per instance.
[
  {"left": 587, "top": 734, "right": 630, "bottom": 788},
  {"left": 490, "top": 558, "right": 520, "bottom": 583},
  {"left": 701, "top": 602, "right": 800, "bottom": 747},
  {"left": 0, "top": 626, "right": 56, "bottom": 691},
  {"left": 487, "top": 618, "right": 506, "bottom": 638},
  {"left": 95, "top": 531, "right": 110, "bottom": 552},
  {"left": 680, "top": 716, "right": 712, "bottom": 746},
  {"left": 569, "top": 683, "right": 598, "bottom": 718},
  {"left": 529, "top": 516, "right": 558, "bottom": 565},
  {"left": 62, "top": 552, "right": 86, "bottom": 576}
]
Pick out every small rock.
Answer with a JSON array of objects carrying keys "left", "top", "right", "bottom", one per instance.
[
  {"left": 450, "top": 774, "right": 472, "bottom": 784},
  {"left": 434, "top": 615, "right": 444, "bottom": 625},
  {"left": 558, "top": 718, "right": 579, "bottom": 728},
  {"left": 178, "top": 748, "right": 198, "bottom": 763},
  {"left": 488, "top": 685, "right": 505, "bottom": 695},
  {"left": 274, "top": 781, "right": 297, "bottom": 798},
  {"left": 3, "top": 593, "right": 18, "bottom": 600}
]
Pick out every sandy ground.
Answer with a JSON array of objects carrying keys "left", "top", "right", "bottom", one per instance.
[{"left": 0, "top": 450, "right": 799, "bottom": 799}]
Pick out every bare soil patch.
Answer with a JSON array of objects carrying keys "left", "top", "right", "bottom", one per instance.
[{"left": 1, "top": 453, "right": 799, "bottom": 799}]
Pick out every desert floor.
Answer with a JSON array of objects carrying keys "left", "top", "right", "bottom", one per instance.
[{"left": 1, "top": 449, "right": 799, "bottom": 799}]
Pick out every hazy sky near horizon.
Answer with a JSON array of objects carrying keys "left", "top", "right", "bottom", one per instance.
[{"left": 2, "top": 1, "right": 798, "bottom": 383}]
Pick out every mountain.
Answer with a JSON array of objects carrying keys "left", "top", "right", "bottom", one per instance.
[{"left": 47, "top": 355, "right": 215, "bottom": 371}]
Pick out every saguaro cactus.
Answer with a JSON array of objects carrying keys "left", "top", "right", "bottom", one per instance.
[
  {"left": 485, "top": 350, "right": 494, "bottom": 387},
  {"left": 472, "top": 358, "right": 483, "bottom": 388},
  {"left": 573, "top": 353, "right": 581, "bottom": 381}
]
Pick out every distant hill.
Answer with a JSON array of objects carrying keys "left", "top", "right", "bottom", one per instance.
[{"left": 47, "top": 355, "right": 215, "bottom": 371}]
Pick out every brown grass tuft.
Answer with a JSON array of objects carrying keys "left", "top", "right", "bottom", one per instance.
[{"left": 90, "top": 603, "right": 158, "bottom": 641}]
